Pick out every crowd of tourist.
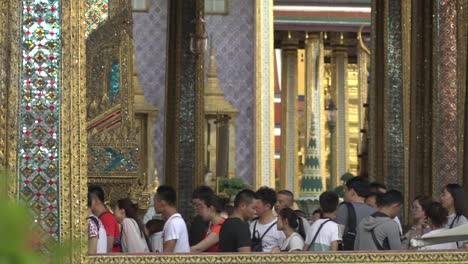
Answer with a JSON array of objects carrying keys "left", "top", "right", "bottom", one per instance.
[{"left": 86, "top": 176, "right": 468, "bottom": 254}]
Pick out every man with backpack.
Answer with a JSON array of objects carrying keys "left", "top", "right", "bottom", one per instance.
[
  {"left": 354, "top": 190, "right": 403, "bottom": 250},
  {"left": 309, "top": 191, "right": 340, "bottom": 251},
  {"left": 334, "top": 176, "right": 376, "bottom": 250},
  {"left": 250, "top": 187, "right": 285, "bottom": 252}
]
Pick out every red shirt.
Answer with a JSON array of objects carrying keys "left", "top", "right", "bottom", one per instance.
[
  {"left": 205, "top": 218, "right": 226, "bottom": 252},
  {"left": 99, "top": 211, "right": 121, "bottom": 252}
]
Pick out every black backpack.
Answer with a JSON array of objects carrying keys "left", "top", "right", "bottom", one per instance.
[
  {"left": 251, "top": 220, "right": 277, "bottom": 252},
  {"left": 339, "top": 202, "right": 357, "bottom": 250}
]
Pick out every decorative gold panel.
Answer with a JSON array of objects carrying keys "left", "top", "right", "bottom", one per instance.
[
  {"left": 85, "top": 2, "right": 155, "bottom": 208},
  {"left": 86, "top": 251, "right": 468, "bottom": 264}
]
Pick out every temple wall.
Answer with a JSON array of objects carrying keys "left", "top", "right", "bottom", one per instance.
[
  {"left": 205, "top": 0, "right": 255, "bottom": 184},
  {"left": 133, "top": 0, "right": 168, "bottom": 180}
]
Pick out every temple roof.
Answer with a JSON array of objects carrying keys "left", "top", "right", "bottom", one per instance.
[{"left": 274, "top": 0, "right": 371, "bottom": 32}]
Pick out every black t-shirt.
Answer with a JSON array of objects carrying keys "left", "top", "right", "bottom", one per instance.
[
  {"left": 219, "top": 217, "right": 251, "bottom": 252},
  {"left": 189, "top": 215, "right": 209, "bottom": 246}
]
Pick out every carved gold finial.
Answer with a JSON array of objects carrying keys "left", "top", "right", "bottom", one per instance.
[
  {"left": 288, "top": 31, "right": 291, "bottom": 39},
  {"left": 340, "top": 32, "right": 344, "bottom": 45},
  {"left": 305, "top": 32, "right": 309, "bottom": 40},
  {"left": 90, "top": 99, "right": 98, "bottom": 115},
  {"left": 101, "top": 92, "right": 110, "bottom": 107}
]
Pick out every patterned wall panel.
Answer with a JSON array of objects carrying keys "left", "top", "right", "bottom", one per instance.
[
  {"left": 434, "top": 0, "right": 459, "bottom": 190},
  {"left": 84, "top": 0, "right": 109, "bottom": 36},
  {"left": 386, "top": 0, "right": 405, "bottom": 192},
  {"left": 18, "top": 0, "right": 61, "bottom": 241},
  {"left": 132, "top": 0, "right": 168, "bottom": 180},
  {"left": 205, "top": 0, "right": 255, "bottom": 184}
]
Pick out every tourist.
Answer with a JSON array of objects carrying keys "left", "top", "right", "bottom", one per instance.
[
  {"left": 276, "top": 190, "right": 313, "bottom": 250},
  {"left": 189, "top": 186, "right": 215, "bottom": 246},
  {"left": 365, "top": 182, "right": 403, "bottom": 234},
  {"left": 309, "top": 191, "right": 340, "bottom": 251},
  {"left": 88, "top": 185, "right": 121, "bottom": 252},
  {"left": 190, "top": 194, "right": 227, "bottom": 252},
  {"left": 154, "top": 185, "right": 190, "bottom": 253},
  {"left": 354, "top": 190, "right": 403, "bottom": 251},
  {"left": 146, "top": 219, "right": 164, "bottom": 252},
  {"left": 440, "top": 183, "right": 468, "bottom": 248},
  {"left": 364, "top": 182, "right": 387, "bottom": 208},
  {"left": 87, "top": 192, "right": 107, "bottom": 254},
  {"left": 310, "top": 209, "right": 321, "bottom": 225},
  {"left": 419, "top": 201, "right": 457, "bottom": 250},
  {"left": 114, "top": 198, "right": 150, "bottom": 253},
  {"left": 273, "top": 207, "right": 305, "bottom": 252},
  {"left": 403, "top": 196, "right": 432, "bottom": 248},
  {"left": 250, "top": 187, "right": 285, "bottom": 252},
  {"left": 219, "top": 189, "right": 257, "bottom": 252},
  {"left": 335, "top": 176, "right": 375, "bottom": 250}
]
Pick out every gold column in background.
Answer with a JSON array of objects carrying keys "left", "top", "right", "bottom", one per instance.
[
  {"left": 347, "top": 65, "right": 359, "bottom": 175},
  {"left": 305, "top": 34, "right": 320, "bottom": 153},
  {"left": 331, "top": 33, "right": 349, "bottom": 182},
  {"left": 304, "top": 33, "right": 325, "bottom": 188},
  {"left": 357, "top": 31, "right": 371, "bottom": 172},
  {"left": 280, "top": 33, "right": 299, "bottom": 193}
]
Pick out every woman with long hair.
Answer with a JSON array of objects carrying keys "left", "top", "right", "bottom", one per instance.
[
  {"left": 275, "top": 207, "right": 305, "bottom": 252},
  {"left": 419, "top": 202, "right": 457, "bottom": 250},
  {"left": 441, "top": 184, "right": 468, "bottom": 248},
  {"left": 114, "top": 198, "right": 150, "bottom": 253},
  {"left": 403, "top": 195, "right": 432, "bottom": 248},
  {"left": 190, "top": 194, "right": 227, "bottom": 252}
]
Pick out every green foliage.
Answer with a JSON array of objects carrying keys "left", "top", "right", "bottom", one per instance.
[
  {"left": 218, "top": 177, "right": 250, "bottom": 197},
  {"left": 0, "top": 169, "right": 77, "bottom": 264},
  {"left": 333, "top": 172, "right": 355, "bottom": 198},
  {"left": 340, "top": 172, "right": 354, "bottom": 183},
  {"left": 334, "top": 185, "right": 344, "bottom": 198}
]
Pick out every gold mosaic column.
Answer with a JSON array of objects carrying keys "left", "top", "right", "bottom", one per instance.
[
  {"left": 304, "top": 34, "right": 321, "bottom": 152},
  {"left": 304, "top": 33, "right": 325, "bottom": 195},
  {"left": 331, "top": 33, "right": 348, "bottom": 184},
  {"left": 280, "top": 33, "right": 299, "bottom": 193}
]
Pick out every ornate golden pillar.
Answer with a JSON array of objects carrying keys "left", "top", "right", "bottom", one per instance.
[
  {"left": 331, "top": 33, "right": 348, "bottom": 184},
  {"left": 280, "top": 33, "right": 299, "bottom": 193},
  {"left": 302, "top": 33, "right": 325, "bottom": 197},
  {"left": 357, "top": 31, "right": 371, "bottom": 176}
]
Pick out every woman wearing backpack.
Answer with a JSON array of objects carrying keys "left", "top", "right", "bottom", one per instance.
[
  {"left": 114, "top": 198, "right": 150, "bottom": 253},
  {"left": 273, "top": 208, "right": 305, "bottom": 252}
]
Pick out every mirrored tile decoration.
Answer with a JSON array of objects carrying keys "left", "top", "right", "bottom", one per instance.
[
  {"left": 386, "top": 0, "right": 405, "bottom": 192},
  {"left": 19, "top": 0, "right": 61, "bottom": 241},
  {"left": 434, "top": 0, "right": 458, "bottom": 189},
  {"left": 85, "top": 0, "right": 109, "bottom": 37}
]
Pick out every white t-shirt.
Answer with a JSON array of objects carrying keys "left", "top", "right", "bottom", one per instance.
[
  {"left": 308, "top": 219, "right": 340, "bottom": 251},
  {"left": 280, "top": 232, "right": 304, "bottom": 252},
  {"left": 150, "top": 231, "right": 163, "bottom": 252},
  {"left": 445, "top": 214, "right": 468, "bottom": 248},
  {"left": 88, "top": 215, "right": 107, "bottom": 254},
  {"left": 419, "top": 229, "right": 458, "bottom": 250},
  {"left": 300, "top": 216, "right": 312, "bottom": 245},
  {"left": 249, "top": 218, "right": 286, "bottom": 252},
  {"left": 162, "top": 213, "right": 190, "bottom": 253}
]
